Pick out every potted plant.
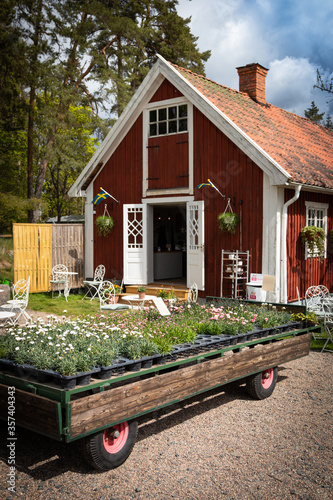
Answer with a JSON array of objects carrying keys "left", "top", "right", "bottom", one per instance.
[
  {"left": 106, "top": 283, "right": 121, "bottom": 303},
  {"left": 95, "top": 215, "right": 114, "bottom": 237},
  {"left": 157, "top": 288, "right": 168, "bottom": 300},
  {"left": 218, "top": 212, "right": 239, "bottom": 234},
  {"left": 301, "top": 226, "right": 325, "bottom": 257},
  {"left": 138, "top": 286, "right": 146, "bottom": 299}
]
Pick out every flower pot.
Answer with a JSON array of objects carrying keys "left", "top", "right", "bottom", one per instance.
[
  {"left": 138, "top": 292, "right": 145, "bottom": 299},
  {"left": 106, "top": 294, "right": 119, "bottom": 304}
]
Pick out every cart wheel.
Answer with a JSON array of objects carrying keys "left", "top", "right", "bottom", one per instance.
[
  {"left": 82, "top": 420, "right": 138, "bottom": 471},
  {"left": 246, "top": 367, "right": 278, "bottom": 400}
]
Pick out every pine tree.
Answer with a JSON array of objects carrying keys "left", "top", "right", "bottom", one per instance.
[
  {"left": 324, "top": 114, "right": 333, "bottom": 129},
  {"left": 2, "top": 0, "right": 211, "bottom": 223},
  {"left": 304, "top": 101, "right": 325, "bottom": 123}
]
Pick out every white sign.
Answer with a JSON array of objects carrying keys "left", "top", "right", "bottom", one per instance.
[{"left": 152, "top": 297, "right": 171, "bottom": 316}]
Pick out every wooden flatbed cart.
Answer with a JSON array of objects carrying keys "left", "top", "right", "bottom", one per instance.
[{"left": 0, "top": 322, "right": 319, "bottom": 471}]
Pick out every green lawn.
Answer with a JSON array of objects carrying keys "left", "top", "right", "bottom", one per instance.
[{"left": 28, "top": 291, "right": 100, "bottom": 318}]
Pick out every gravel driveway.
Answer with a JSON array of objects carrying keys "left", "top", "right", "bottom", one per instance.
[{"left": 0, "top": 351, "right": 332, "bottom": 500}]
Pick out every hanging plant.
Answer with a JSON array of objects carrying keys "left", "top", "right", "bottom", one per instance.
[
  {"left": 218, "top": 212, "right": 240, "bottom": 234},
  {"left": 218, "top": 198, "right": 239, "bottom": 234},
  {"left": 301, "top": 226, "right": 325, "bottom": 256},
  {"left": 95, "top": 215, "right": 114, "bottom": 237}
]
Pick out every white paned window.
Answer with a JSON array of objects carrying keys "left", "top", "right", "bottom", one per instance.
[
  {"left": 149, "top": 104, "right": 188, "bottom": 137},
  {"left": 305, "top": 201, "right": 328, "bottom": 259}
]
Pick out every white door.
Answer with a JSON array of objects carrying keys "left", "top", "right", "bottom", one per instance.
[
  {"left": 186, "top": 201, "right": 205, "bottom": 290},
  {"left": 123, "top": 204, "right": 153, "bottom": 284}
]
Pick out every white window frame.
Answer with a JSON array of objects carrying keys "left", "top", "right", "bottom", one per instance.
[
  {"left": 304, "top": 201, "right": 328, "bottom": 259},
  {"left": 148, "top": 103, "right": 188, "bottom": 137}
]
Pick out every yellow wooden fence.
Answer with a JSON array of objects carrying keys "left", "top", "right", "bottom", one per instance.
[{"left": 13, "top": 223, "right": 84, "bottom": 293}]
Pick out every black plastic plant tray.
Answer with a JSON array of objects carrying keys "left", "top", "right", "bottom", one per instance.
[
  {"left": 52, "top": 367, "right": 101, "bottom": 389},
  {"left": 109, "top": 357, "right": 133, "bottom": 375},
  {"left": 0, "top": 359, "right": 16, "bottom": 374},
  {"left": 196, "top": 334, "right": 235, "bottom": 348}
]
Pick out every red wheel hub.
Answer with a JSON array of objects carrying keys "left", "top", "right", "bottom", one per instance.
[
  {"left": 261, "top": 368, "right": 274, "bottom": 389},
  {"left": 103, "top": 422, "right": 129, "bottom": 453}
]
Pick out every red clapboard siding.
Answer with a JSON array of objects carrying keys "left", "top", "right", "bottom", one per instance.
[
  {"left": 93, "top": 116, "right": 143, "bottom": 280},
  {"left": 149, "top": 79, "right": 184, "bottom": 102},
  {"left": 193, "top": 107, "right": 263, "bottom": 296},
  {"left": 148, "top": 133, "right": 189, "bottom": 190},
  {"left": 286, "top": 189, "right": 333, "bottom": 301}
]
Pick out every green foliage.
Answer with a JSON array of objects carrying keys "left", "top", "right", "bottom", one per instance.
[
  {"left": 218, "top": 212, "right": 240, "bottom": 234},
  {"left": 254, "top": 305, "right": 291, "bottom": 328},
  {"left": 0, "top": 194, "right": 29, "bottom": 233},
  {"left": 96, "top": 344, "right": 119, "bottom": 368},
  {"left": 0, "top": 237, "right": 13, "bottom": 282},
  {"left": 0, "top": 0, "right": 210, "bottom": 225},
  {"left": 291, "top": 311, "right": 319, "bottom": 325},
  {"left": 95, "top": 215, "right": 114, "bottom": 236},
  {"left": 1, "top": 298, "right": 307, "bottom": 375},
  {"left": 301, "top": 226, "right": 326, "bottom": 256},
  {"left": 304, "top": 101, "right": 325, "bottom": 123}
]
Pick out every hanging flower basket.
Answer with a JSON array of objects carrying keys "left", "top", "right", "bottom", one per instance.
[
  {"left": 218, "top": 212, "right": 240, "bottom": 234},
  {"left": 301, "top": 226, "right": 325, "bottom": 256},
  {"left": 95, "top": 215, "right": 114, "bottom": 237}
]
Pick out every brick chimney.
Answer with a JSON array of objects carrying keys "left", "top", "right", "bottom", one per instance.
[{"left": 236, "top": 63, "right": 268, "bottom": 104}]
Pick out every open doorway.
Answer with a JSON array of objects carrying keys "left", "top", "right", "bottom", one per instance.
[{"left": 153, "top": 204, "right": 186, "bottom": 284}]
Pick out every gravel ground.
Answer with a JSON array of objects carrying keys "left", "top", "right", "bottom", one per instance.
[{"left": 0, "top": 350, "right": 332, "bottom": 500}]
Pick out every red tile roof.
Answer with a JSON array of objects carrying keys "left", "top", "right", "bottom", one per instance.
[{"left": 174, "top": 64, "right": 333, "bottom": 190}]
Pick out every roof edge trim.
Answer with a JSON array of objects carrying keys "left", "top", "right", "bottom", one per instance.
[{"left": 157, "top": 55, "right": 291, "bottom": 183}]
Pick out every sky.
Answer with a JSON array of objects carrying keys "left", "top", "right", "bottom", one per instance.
[{"left": 176, "top": 0, "right": 333, "bottom": 119}]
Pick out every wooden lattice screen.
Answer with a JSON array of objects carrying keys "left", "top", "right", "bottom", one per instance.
[{"left": 13, "top": 223, "right": 84, "bottom": 293}]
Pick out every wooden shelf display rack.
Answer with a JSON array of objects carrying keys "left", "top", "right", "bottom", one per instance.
[{"left": 220, "top": 250, "right": 250, "bottom": 299}]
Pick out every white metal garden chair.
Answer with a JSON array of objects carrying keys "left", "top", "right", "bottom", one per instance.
[
  {"left": 188, "top": 283, "right": 198, "bottom": 303},
  {"left": 98, "top": 280, "right": 131, "bottom": 312},
  {"left": 322, "top": 303, "right": 333, "bottom": 353},
  {"left": 305, "top": 286, "right": 326, "bottom": 319},
  {"left": 305, "top": 285, "right": 333, "bottom": 343},
  {"left": 1, "top": 276, "right": 31, "bottom": 325},
  {"left": 50, "top": 264, "right": 70, "bottom": 300},
  {"left": 82, "top": 264, "right": 106, "bottom": 300}
]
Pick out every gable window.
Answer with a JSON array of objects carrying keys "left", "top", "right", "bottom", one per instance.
[
  {"left": 149, "top": 104, "right": 188, "bottom": 137},
  {"left": 304, "top": 201, "right": 328, "bottom": 259}
]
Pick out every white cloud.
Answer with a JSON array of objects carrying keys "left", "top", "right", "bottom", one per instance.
[
  {"left": 176, "top": 0, "right": 333, "bottom": 118},
  {"left": 267, "top": 57, "right": 317, "bottom": 113}
]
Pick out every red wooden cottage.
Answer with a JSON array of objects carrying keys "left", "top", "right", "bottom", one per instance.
[{"left": 69, "top": 55, "right": 333, "bottom": 303}]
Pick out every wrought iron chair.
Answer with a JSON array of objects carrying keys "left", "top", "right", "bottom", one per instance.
[
  {"left": 305, "top": 286, "right": 326, "bottom": 318},
  {"left": 82, "top": 265, "right": 106, "bottom": 300},
  {"left": 50, "top": 264, "right": 70, "bottom": 300},
  {"left": 305, "top": 285, "right": 332, "bottom": 344},
  {"left": 98, "top": 280, "right": 131, "bottom": 312},
  {"left": 188, "top": 283, "right": 198, "bottom": 303},
  {"left": 1, "top": 276, "right": 31, "bottom": 325},
  {"left": 322, "top": 305, "right": 333, "bottom": 353}
]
